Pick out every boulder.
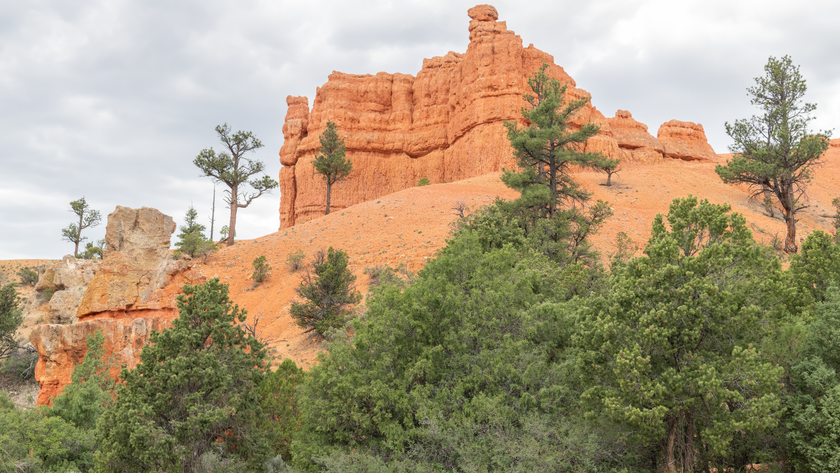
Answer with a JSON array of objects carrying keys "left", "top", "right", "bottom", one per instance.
[{"left": 657, "top": 120, "right": 717, "bottom": 161}]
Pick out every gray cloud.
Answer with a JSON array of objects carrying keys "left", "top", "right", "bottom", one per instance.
[{"left": 1, "top": 0, "right": 838, "bottom": 259}]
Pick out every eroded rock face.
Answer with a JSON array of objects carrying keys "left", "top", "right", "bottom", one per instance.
[
  {"left": 23, "top": 255, "right": 99, "bottom": 326},
  {"left": 278, "top": 5, "right": 717, "bottom": 227},
  {"left": 29, "top": 206, "right": 202, "bottom": 405},
  {"left": 657, "top": 120, "right": 717, "bottom": 162},
  {"left": 607, "top": 110, "right": 665, "bottom": 163}
]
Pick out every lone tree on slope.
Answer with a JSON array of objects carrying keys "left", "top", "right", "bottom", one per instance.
[
  {"left": 313, "top": 121, "right": 353, "bottom": 215},
  {"left": 194, "top": 124, "right": 278, "bottom": 246},
  {"left": 61, "top": 197, "right": 101, "bottom": 257},
  {"left": 716, "top": 55, "right": 831, "bottom": 253},
  {"left": 503, "top": 62, "right": 614, "bottom": 217}
]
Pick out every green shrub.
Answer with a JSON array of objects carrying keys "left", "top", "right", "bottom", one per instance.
[
  {"left": 290, "top": 248, "right": 360, "bottom": 336},
  {"left": 286, "top": 249, "right": 306, "bottom": 272},
  {"left": 417, "top": 177, "right": 430, "bottom": 186},
  {"left": 17, "top": 267, "right": 38, "bottom": 286},
  {"left": 252, "top": 255, "right": 272, "bottom": 283}
]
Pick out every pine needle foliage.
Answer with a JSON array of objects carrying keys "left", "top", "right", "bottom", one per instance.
[
  {"left": 95, "top": 279, "right": 270, "bottom": 472},
  {"left": 290, "top": 248, "right": 361, "bottom": 336},
  {"left": 716, "top": 56, "right": 831, "bottom": 253},
  {"left": 313, "top": 121, "right": 353, "bottom": 215},
  {"left": 576, "top": 196, "right": 790, "bottom": 471}
]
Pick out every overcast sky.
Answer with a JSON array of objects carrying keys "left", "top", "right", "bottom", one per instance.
[{"left": 2, "top": 0, "right": 838, "bottom": 259}]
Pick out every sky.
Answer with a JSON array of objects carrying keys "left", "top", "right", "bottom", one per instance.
[{"left": 2, "top": 0, "right": 839, "bottom": 259}]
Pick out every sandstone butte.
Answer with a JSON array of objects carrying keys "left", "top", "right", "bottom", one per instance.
[
  {"left": 28, "top": 206, "right": 202, "bottom": 405},
  {"left": 278, "top": 4, "right": 718, "bottom": 229}
]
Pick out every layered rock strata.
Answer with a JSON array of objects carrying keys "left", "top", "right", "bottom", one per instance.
[
  {"left": 278, "top": 4, "right": 717, "bottom": 227},
  {"left": 29, "top": 206, "right": 202, "bottom": 405},
  {"left": 657, "top": 120, "right": 717, "bottom": 161}
]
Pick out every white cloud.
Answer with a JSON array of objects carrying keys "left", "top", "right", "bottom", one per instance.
[{"left": 1, "top": 0, "right": 838, "bottom": 258}]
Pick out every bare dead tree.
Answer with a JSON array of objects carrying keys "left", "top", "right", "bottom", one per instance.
[
  {"left": 241, "top": 311, "right": 279, "bottom": 345},
  {"left": 452, "top": 201, "right": 470, "bottom": 219}
]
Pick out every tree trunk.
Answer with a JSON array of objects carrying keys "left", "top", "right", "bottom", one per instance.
[
  {"left": 665, "top": 414, "right": 679, "bottom": 472},
  {"left": 549, "top": 166, "right": 557, "bottom": 218},
  {"left": 228, "top": 183, "right": 238, "bottom": 246},
  {"left": 325, "top": 181, "right": 332, "bottom": 215},
  {"left": 682, "top": 409, "right": 696, "bottom": 473},
  {"left": 75, "top": 213, "right": 83, "bottom": 256},
  {"left": 209, "top": 184, "right": 215, "bottom": 241},
  {"left": 606, "top": 171, "right": 613, "bottom": 186},
  {"left": 784, "top": 209, "right": 797, "bottom": 253}
]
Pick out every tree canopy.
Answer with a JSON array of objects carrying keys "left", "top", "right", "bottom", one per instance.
[
  {"left": 716, "top": 55, "right": 831, "bottom": 253},
  {"left": 576, "top": 196, "right": 789, "bottom": 471},
  {"left": 313, "top": 121, "right": 352, "bottom": 215},
  {"left": 194, "top": 124, "right": 278, "bottom": 246},
  {"left": 60, "top": 197, "right": 101, "bottom": 257},
  {"left": 95, "top": 279, "right": 271, "bottom": 472}
]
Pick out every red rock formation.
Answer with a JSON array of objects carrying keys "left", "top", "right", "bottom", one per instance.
[
  {"left": 657, "top": 120, "right": 717, "bottom": 162},
  {"left": 278, "top": 5, "right": 718, "bottom": 227},
  {"left": 607, "top": 110, "right": 665, "bottom": 163},
  {"left": 29, "top": 206, "right": 202, "bottom": 405}
]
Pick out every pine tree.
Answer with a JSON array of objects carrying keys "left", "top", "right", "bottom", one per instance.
[
  {"left": 0, "top": 283, "right": 21, "bottom": 361},
  {"left": 95, "top": 279, "right": 270, "bottom": 472},
  {"left": 503, "top": 62, "right": 612, "bottom": 217},
  {"left": 716, "top": 56, "right": 831, "bottom": 253},
  {"left": 786, "top": 286, "right": 840, "bottom": 472},
  {"left": 313, "top": 121, "right": 352, "bottom": 215},
  {"left": 290, "top": 247, "right": 360, "bottom": 336},
  {"left": 174, "top": 206, "right": 216, "bottom": 259},
  {"left": 50, "top": 330, "right": 116, "bottom": 431},
  {"left": 60, "top": 197, "right": 101, "bottom": 256},
  {"left": 194, "top": 124, "right": 278, "bottom": 246},
  {"left": 577, "top": 196, "right": 788, "bottom": 472}
]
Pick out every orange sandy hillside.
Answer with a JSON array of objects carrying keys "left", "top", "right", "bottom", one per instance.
[
  {"left": 199, "top": 144, "right": 839, "bottom": 369},
  {"left": 0, "top": 259, "right": 54, "bottom": 288},
  {"left": 195, "top": 174, "right": 519, "bottom": 369}
]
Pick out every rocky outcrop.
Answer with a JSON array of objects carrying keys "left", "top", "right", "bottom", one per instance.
[
  {"left": 23, "top": 255, "right": 99, "bottom": 326},
  {"left": 278, "top": 5, "right": 717, "bottom": 227},
  {"left": 607, "top": 110, "right": 665, "bottom": 163},
  {"left": 29, "top": 206, "right": 202, "bottom": 405},
  {"left": 657, "top": 120, "right": 717, "bottom": 162}
]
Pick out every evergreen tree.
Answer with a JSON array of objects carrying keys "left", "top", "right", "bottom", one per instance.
[
  {"left": 259, "top": 358, "right": 305, "bottom": 462},
  {"left": 290, "top": 247, "right": 361, "bottom": 336},
  {"left": 194, "top": 124, "right": 278, "bottom": 246},
  {"left": 174, "top": 205, "right": 216, "bottom": 259},
  {"left": 786, "top": 286, "right": 840, "bottom": 472},
  {"left": 313, "top": 121, "right": 352, "bottom": 215},
  {"left": 292, "top": 232, "right": 630, "bottom": 472},
  {"left": 50, "top": 330, "right": 116, "bottom": 431},
  {"left": 789, "top": 230, "right": 840, "bottom": 305},
  {"left": 503, "top": 62, "right": 612, "bottom": 217},
  {"left": 576, "top": 196, "right": 788, "bottom": 472},
  {"left": 95, "top": 279, "right": 270, "bottom": 472},
  {"left": 716, "top": 55, "right": 831, "bottom": 253},
  {"left": 60, "top": 197, "right": 102, "bottom": 256}
]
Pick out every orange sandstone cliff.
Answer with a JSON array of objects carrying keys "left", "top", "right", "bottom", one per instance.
[
  {"left": 29, "top": 206, "right": 202, "bottom": 405},
  {"left": 278, "top": 4, "right": 717, "bottom": 228}
]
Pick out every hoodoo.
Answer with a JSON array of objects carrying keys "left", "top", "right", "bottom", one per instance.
[{"left": 278, "top": 4, "right": 716, "bottom": 228}]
